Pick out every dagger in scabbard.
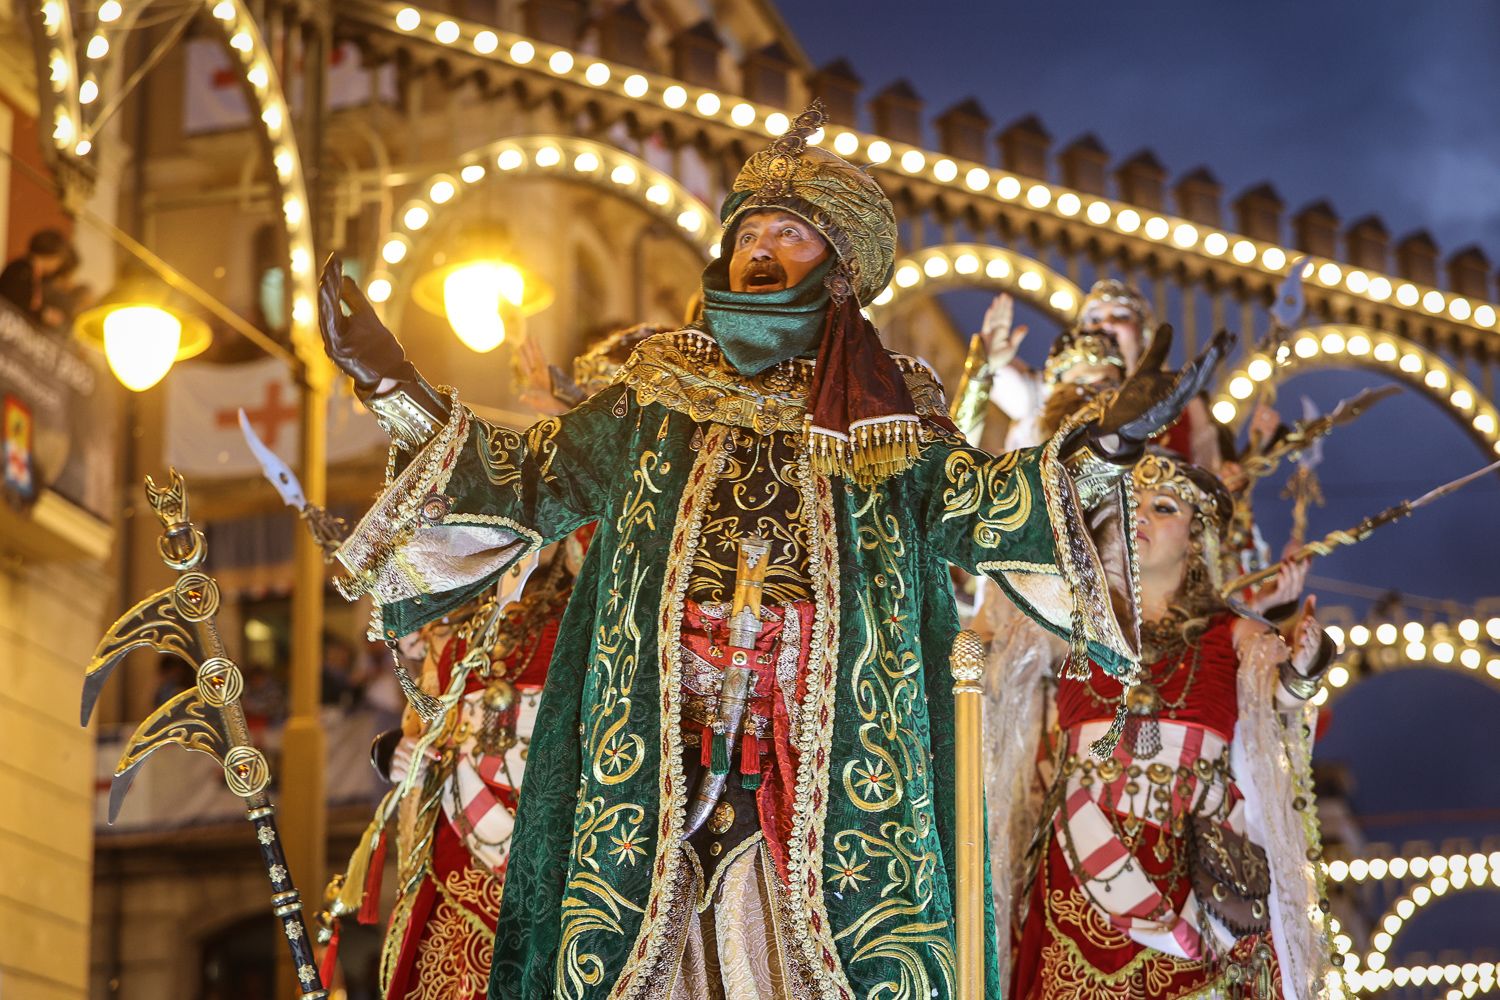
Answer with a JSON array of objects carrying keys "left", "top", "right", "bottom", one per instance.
[
  {"left": 682, "top": 535, "right": 771, "bottom": 840},
  {"left": 82, "top": 470, "right": 327, "bottom": 998},
  {"left": 1225, "top": 458, "right": 1500, "bottom": 594}
]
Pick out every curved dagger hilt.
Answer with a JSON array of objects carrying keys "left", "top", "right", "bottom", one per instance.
[{"left": 84, "top": 470, "right": 327, "bottom": 998}]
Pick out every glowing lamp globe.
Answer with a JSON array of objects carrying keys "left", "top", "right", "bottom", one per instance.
[
  {"left": 105, "top": 306, "right": 180, "bottom": 390},
  {"left": 412, "top": 252, "right": 554, "bottom": 354},
  {"left": 76, "top": 298, "right": 212, "bottom": 392},
  {"left": 441, "top": 261, "right": 525, "bottom": 353}
]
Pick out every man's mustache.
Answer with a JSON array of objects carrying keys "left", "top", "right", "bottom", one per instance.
[{"left": 742, "top": 259, "right": 787, "bottom": 285}]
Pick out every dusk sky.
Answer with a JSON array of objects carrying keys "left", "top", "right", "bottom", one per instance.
[{"left": 782, "top": 1, "right": 1500, "bottom": 962}]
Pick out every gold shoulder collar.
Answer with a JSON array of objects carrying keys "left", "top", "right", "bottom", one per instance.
[{"left": 615, "top": 329, "right": 950, "bottom": 435}]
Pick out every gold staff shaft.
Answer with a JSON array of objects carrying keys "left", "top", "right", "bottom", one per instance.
[{"left": 951, "top": 630, "right": 987, "bottom": 1000}]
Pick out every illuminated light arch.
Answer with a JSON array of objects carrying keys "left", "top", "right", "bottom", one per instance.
[
  {"left": 375, "top": 3, "right": 1500, "bottom": 338},
  {"left": 1321, "top": 640, "right": 1500, "bottom": 707},
  {"left": 363, "top": 134, "right": 715, "bottom": 319},
  {"left": 26, "top": 0, "right": 319, "bottom": 374},
  {"left": 29, "top": 2, "right": 84, "bottom": 155},
  {"left": 863, "top": 243, "right": 1084, "bottom": 325},
  {"left": 1377, "top": 963, "right": 1498, "bottom": 998},
  {"left": 1208, "top": 324, "right": 1500, "bottom": 458},
  {"left": 1330, "top": 866, "right": 1500, "bottom": 993}
]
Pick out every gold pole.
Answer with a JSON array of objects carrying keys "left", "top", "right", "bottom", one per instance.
[
  {"left": 279, "top": 10, "right": 333, "bottom": 993},
  {"left": 276, "top": 378, "right": 329, "bottom": 999},
  {"left": 951, "top": 629, "right": 987, "bottom": 1000}
]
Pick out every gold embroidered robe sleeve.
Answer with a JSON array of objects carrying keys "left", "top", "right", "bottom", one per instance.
[
  {"left": 336, "top": 385, "right": 633, "bottom": 637},
  {"left": 918, "top": 430, "right": 1140, "bottom": 675}
]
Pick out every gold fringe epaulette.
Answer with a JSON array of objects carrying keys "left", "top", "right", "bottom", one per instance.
[{"left": 806, "top": 415, "right": 924, "bottom": 486}]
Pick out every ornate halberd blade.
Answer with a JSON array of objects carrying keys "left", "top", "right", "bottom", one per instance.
[
  {"left": 82, "top": 584, "right": 206, "bottom": 725},
  {"left": 108, "top": 687, "right": 230, "bottom": 824}
]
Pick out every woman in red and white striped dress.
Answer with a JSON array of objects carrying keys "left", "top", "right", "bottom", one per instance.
[{"left": 1009, "top": 451, "right": 1338, "bottom": 1000}]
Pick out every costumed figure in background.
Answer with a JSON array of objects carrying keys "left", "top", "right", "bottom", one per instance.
[
  {"left": 317, "top": 559, "right": 551, "bottom": 999},
  {"left": 976, "top": 325, "right": 1129, "bottom": 985},
  {"left": 318, "top": 101, "right": 1227, "bottom": 999},
  {"left": 1008, "top": 450, "right": 1337, "bottom": 1000},
  {"left": 319, "top": 325, "right": 661, "bottom": 997},
  {"left": 955, "top": 281, "right": 1223, "bottom": 469}
]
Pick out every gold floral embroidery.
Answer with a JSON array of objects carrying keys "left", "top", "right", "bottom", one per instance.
[
  {"left": 557, "top": 431, "right": 680, "bottom": 1000},
  {"left": 525, "top": 416, "right": 562, "bottom": 481},
  {"left": 941, "top": 448, "right": 1032, "bottom": 547},
  {"left": 831, "top": 483, "right": 954, "bottom": 998},
  {"left": 828, "top": 851, "right": 870, "bottom": 894},
  {"left": 477, "top": 422, "right": 524, "bottom": 497},
  {"left": 397, "top": 864, "right": 503, "bottom": 1000},
  {"left": 611, "top": 823, "right": 648, "bottom": 867},
  {"left": 617, "top": 330, "right": 951, "bottom": 436},
  {"left": 690, "top": 429, "right": 813, "bottom": 605},
  {"left": 831, "top": 822, "right": 955, "bottom": 1000},
  {"left": 1034, "top": 863, "right": 1235, "bottom": 1000}
]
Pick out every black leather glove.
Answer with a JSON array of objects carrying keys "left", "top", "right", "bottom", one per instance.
[
  {"left": 1089, "top": 325, "right": 1235, "bottom": 463},
  {"left": 319, "top": 253, "right": 412, "bottom": 393}
]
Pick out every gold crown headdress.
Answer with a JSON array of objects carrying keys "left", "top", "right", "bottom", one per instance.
[
  {"left": 1081, "top": 279, "right": 1154, "bottom": 330},
  {"left": 1043, "top": 326, "right": 1126, "bottom": 386},
  {"left": 1132, "top": 450, "right": 1233, "bottom": 588}
]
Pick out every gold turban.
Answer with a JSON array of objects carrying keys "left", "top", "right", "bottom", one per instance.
[{"left": 719, "top": 102, "right": 897, "bottom": 307}]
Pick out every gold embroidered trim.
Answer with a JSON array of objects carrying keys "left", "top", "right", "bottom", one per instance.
[
  {"left": 335, "top": 395, "right": 471, "bottom": 604},
  {"left": 785, "top": 461, "right": 854, "bottom": 1000},
  {"left": 616, "top": 330, "right": 950, "bottom": 436},
  {"left": 1038, "top": 405, "right": 1140, "bottom": 684},
  {"left": 696, "top": 831, "right": 767, "bottom": 913},
  {"left": 611, "top": 424, "right": 731, "bottom": 1000}
]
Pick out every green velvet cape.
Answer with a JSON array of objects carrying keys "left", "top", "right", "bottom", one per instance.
[{"left": 335, "top": 331, "right": 1137, "bottom": 1000}]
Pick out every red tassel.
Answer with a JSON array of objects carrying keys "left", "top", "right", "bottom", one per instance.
[
  {"left": 740, "top": 733, "right": 761, "bottom": 775},
  {"left": 358, "top": 830, "right": 388, "bottom": 925},
  {"left": 700, "top": 725, "right": 715, "bottom": 769},
  {"left": 319, "top": 921, "right": 341, "bottom": 986}
]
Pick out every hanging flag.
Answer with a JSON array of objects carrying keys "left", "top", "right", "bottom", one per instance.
[{"left": 165, "top": 357, "right": 388, "bottom": 478}]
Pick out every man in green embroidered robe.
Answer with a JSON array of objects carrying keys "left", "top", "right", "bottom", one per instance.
[{"left": 323, "top": 104, "right": 1227, "bottom": 1000}]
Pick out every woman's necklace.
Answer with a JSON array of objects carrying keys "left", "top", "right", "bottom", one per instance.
[{"left": 1117, "top": 610, "right": 1203, "bottom": 758}]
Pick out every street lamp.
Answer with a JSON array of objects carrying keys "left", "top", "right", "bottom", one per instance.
[
  {"left": 75, "top": 291, "right": 211, "bottom": 391},
  {"left": 410, "top": 233, "right": 553, "bottom": 353}
]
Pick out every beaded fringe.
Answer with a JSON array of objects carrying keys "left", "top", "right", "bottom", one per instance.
[
  {"left": 806, "top": 416, "right": 922, "bottom": 487},
  {"left": 1088, "top": 697, "right": 1130, "bottom": 758}
]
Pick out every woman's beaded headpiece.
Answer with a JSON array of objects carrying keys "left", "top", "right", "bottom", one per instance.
[
  {"left": 1131, "top": 450, "right": 1232, "bottom": 541},
  {"left": 1081, "top": 278, "right": 1154, "bottom": 329}
]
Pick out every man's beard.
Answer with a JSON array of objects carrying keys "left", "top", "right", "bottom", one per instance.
[{"left": 741, "top": 259, "right": 787, "bottom": 289}]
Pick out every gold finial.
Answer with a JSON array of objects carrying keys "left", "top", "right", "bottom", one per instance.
[
  {"left": 145, "top": 469, "right": 207, "bottom": 570},
  {"left": 758, "top": 101, "right": 828, "bottom": 199},
  {"left": 144, "top": 468, "right": 190, "bottom": 532},
  {"left": 950, "top": 629, "right": 986, "bottom": 691}
]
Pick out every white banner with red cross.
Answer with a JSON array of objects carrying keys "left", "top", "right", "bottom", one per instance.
[{"left": 165, "top": 357, "right": 388, "bottom": 477}]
